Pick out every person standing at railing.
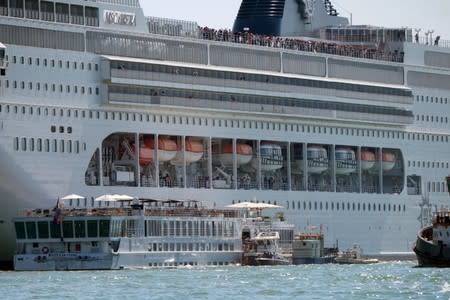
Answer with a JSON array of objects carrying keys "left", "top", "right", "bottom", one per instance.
[{"left": 435, "top": 36, "right": 440, "bottom": 46}]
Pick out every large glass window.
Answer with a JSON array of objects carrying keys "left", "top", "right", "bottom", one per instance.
[
  {"left": 62, "top": 220, "right": 74, "bottom": 238},
  {"left": 26, "top": 221, "right": 37, "bottom": 239},
  {"left": 87, "top": 220, "right": 98, "bottom": 238},
  {"left": 50, "top": 222, "right": 61, "bottom": 238},
  {"left": 74, "top": 220, "right": 86, "bottom": 238},
  {"left": 37, "top": 221, "right": 49, "bottom": 239},
  {"left": 14, "top": 222, "right": 26, "bottom": 239},
  {"left": 99, "top": 220, "right": 110, "bottom": 237}
]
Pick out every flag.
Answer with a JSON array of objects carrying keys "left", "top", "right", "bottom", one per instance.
[{"left": 53, "top": 198, "right": 62, "bottom": 225}]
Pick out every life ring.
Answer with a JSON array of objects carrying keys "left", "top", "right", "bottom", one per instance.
[{"left": 42, "top": 246, "right": 49, "bottom": 254}]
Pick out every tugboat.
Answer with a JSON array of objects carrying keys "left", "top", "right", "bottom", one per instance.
[
  {"left": 292, "top": 226, "right": 338, "bottom": 264},
  {"left": 413, "top": 176, "right": 450, "bottom": 267}
]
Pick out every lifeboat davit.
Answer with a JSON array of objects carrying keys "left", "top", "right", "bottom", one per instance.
[
  {"left": 360, "top": 150, "right": 376, "bottom": 170},
  {"left": 171, "top": 139, "right": 204, "bottom": 165},
  {"left": 141, "top": 137, "right": 177, "bottom": 163},
  {"left": 251, "top": 143, "right": 283, "bottom": 171},
  {"left": 295, "top": 145, "right": 328, "bottom": 174},
  {"left": 219, "top": 143, "right": 253, "bottom": 166},
  {"left": 335, "top": 148, "right": 357, "bottom": 175}
]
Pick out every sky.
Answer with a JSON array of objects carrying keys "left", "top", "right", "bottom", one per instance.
[{"left": 142, "top": 0, "right": 450, "bottom": 40}]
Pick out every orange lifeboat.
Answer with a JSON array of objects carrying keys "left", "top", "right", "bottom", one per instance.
[
  {"left": 382, "top": 152, "right": 396, "bottom": 171},
  {"left": 220, "top": 143, "right": 253, "bottom": 166},
  {"left": 369, "top": 151, "right": 396, "bottom": 172},
  {"left": 139, "top": 146, "right": 153, "bottom": 166},
  {"left": 140, "top": 137, "right": 177, "bottom": 163},
  {"left": 360, "top": 150, "right": 376, "bottom": 170},
  {"left": 171, "top": 139, "right": 204, "bottom": 164}
]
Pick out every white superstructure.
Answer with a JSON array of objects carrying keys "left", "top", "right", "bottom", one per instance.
[{"left": 0, "top": 0, "right": 449, "bottom": 263}]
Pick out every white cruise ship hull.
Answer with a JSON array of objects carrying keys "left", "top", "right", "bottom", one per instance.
[{"left": 0, "top": 0, "right": 449, "bottom": 265}]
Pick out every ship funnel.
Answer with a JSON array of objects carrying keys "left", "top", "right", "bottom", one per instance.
[{"left": 232, "top": 0, "right": 348, "bottom": 37}]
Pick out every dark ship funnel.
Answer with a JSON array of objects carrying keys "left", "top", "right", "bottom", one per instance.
[{"left": 232, "top": 0, "right": 348, "bottom": 37}]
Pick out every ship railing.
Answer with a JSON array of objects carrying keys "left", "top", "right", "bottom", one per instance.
[
  {"left": 71, "top": 15, "right": 84, "bottom": 25},
  {"left": 40, "top": 11, "right": 54, "bottom": 22},
  {"left": 414, "top": 36, "right": 450, "bottom": 48},
  {"left": 197, "top": 27, "right": 405, "bottom": 63},
  {"left": 9, "top": 7, "right": 23, "bottom": 18},
  {"left": 56, "top": 13, "right": 69, "bottom": 23},
  {"left": 362, "top": 186, "right": 377, "bottom": 193},
  {"left": 86, "top": 16, "right": 100, "bottom": 27},
  {"left": 25, "top": 10, "right": 39, "bottom": 20},
  {"left": 308, "top": 184, "right": 333, "bottom": 192},
  {"left": 0, "top": 6, "right": 7, "bottom": 16}
]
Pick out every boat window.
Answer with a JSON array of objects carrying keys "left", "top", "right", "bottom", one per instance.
[
  {"left": 87, "top": 220, "right": 98, "bottom": 237},
  {"left": 50, "top": 222, "right": 61, "bottom": 238},
  {"left": 26, "top": 221, "right": 37, "bottom": 239},
  {"left": 99, "top": 220, "right": 110, "bottom": 237},
  {"left": 74, "top": 220, "right": 86, "bottom": 238},
  {"left": 62, "top": 220, "right": 74, "bottom": 238},
  {"left": 14, "top": 222, "right": 26, "bottom": 239},
  {"left": 38, "top": 221, "right": 49, "bottom": 239}
]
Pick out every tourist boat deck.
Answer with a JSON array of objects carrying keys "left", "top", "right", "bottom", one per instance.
[{"left": 13, "top": 198, "right": 244, "bottom": 271}]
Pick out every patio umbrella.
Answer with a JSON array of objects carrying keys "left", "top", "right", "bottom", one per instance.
[
  {"left": 111, "top": 194, "right": 134, "bottom": 201},
  {"left": 94, "top": 194, "right": 117, "bottom": 202},
  {"left": 61, "top": 194, "right": 85, "bottom": 200},
  {"left": 226, "top": 202, "right": 282, "bottom": 209}
]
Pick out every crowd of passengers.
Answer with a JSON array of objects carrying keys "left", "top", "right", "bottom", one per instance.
[{"left": 199, "top": 27, "right": 404, "bottom": 63}]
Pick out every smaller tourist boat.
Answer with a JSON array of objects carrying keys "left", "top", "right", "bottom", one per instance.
[
  {"left": 245, "top": 231, "right": 290, "bottom": 266},
  {"left": 13, "top": 198, "right": 244, "bottom": 271},
  {"left": 335, "top": 244, "right": 379, "bottom": 264},
  {"left": 414, "top": 209, "right": 450, "bottom": 267}
]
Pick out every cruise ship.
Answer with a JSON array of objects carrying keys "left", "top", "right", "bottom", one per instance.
[{"left": 0, "top": 0, "right": 449, "bottom": 265}]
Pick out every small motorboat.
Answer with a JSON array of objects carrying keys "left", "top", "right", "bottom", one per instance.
[{"left": 335, "top": 244, "right": 379, "bottom": 264}]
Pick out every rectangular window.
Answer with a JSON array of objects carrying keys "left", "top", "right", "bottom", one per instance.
[
  {"left": 50, "top": 222, "right": 62, "bottom": 238},
  {"left": 26, "top": 221, "right": 37, "bottom": 239},
  {"left": 62, "top": 220, "right": 74, "bottom": 238},
  {"left": 38, "top": 221, "right": 49, "bottom": 239},
  {"left": 87, "top": 220, "right": 98, "bottom": 237},
  {"left": 15, "top": 222, "right": 26, "bottom": 239},
  {"left": 99, "top": 220, "right": 110, "bottom": 237},
  {"left": 74, "top": 220, "right": 86, "bottom": 238}
]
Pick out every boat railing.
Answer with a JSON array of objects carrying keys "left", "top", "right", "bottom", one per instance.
[{"left": 20, "top": 206, "right": 242, "bottom": 219}]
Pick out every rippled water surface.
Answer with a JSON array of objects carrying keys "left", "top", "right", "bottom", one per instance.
[{"left": 1, "top": 262, "right": 450, "bottom": 299}]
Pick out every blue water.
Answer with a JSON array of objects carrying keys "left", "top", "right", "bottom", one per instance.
[{"left": 1, "top": 262, "right": 450, "bottom": 299}]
